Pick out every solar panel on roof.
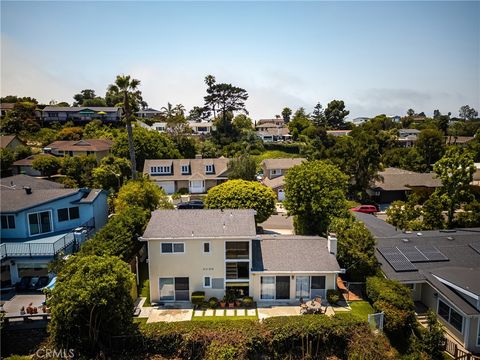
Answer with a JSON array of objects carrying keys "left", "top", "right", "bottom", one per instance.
[
  {"left": 398, "top": 247, "right": 428, "bottom": 262},
  {"left": 415, "top": 246, "right": 449, "bottom": 262},
  {"left": 378, "top": 247, "right": 418, "bottom": 272}
]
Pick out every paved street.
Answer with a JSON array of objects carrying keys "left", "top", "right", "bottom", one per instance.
[{"left": 259, "top": 214, "right": 294, "bottom": 235}]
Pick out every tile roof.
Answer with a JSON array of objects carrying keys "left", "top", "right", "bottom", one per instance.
[
  {"left": 0, "top": 103, "right": 15, "bottom": 110},
  {"left": 0, "top": 174, "right": 65, "bottom": 190},
  {"left": 143, "top": 157, "right": 229, "bottom": 181},
  {"left": 252, "top": 235, "right": 341, "bottom": 272},
  {"left": 0, "top": 135, "right": 19, "bottom": 149},
  {"left": 373, "top": 167, "right": 441, "bottom": 191},
  {"left": 142, "top": 209, "right": 257, "bottom": 239},
  {"left": 261, "top": 158, "right": 306, "bottom": 170},
  {"left": 45, "top": 139, "right": 113, "bottom": 152}
]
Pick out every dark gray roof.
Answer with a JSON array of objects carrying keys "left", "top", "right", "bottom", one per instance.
[
  {"left": 373, "top": 167, "right": 441, "bottom": 191},
  {"left": 252, "top": 236, "right": 341, "bottom": 272},
  {"left": 353, "top": 212, "right": 401, "bottom": 238},
  {"left": 0, "top": 188, "right": 79, "bottom": 213},
  {"left": 367, "top": 223, "right": 480, "bottom": 315},
  {"left": 142, "top": 209, "right": 257, "bottom": 239},
  {"left": 42, "top": 106, "right": 120, "bottom": 112},
  {"left": 0, "top": 175, "right": 65, "bottom": 190},
  {"left": 78, "top": 189, "right": 104, "bottom": 203},
  {"left": 432, "top": 267, "right": 480, "bottom": 297}
]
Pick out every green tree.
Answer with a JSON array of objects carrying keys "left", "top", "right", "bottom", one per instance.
[
  {"left": 92, "top": 155, "right": 131, "bottom": 191},
  {"left": 330, "top": 218, "right": 378, "bottom": 281},
  {"left": 60, "top": 155, "right": 97, "bottom": 187},
  {"left": 311, "top": 102, "right": 326, "bottom": 127},
  {"left": 232, "top": 114, "right": 253, "bottom": 132},
  {"left": 433, "top": 147, "right": 476, "bottom": 227},
  {"left": 416, "top": 128, "right": 444, "bottom": 168},
  {"left": 32, "top": 155, "right": 61, "bottom": 177},
  {"left": 0, "top": 148, "right": 15, "bottom": 176},
  {"left": 227, "top": 154, "right": 257, "bottom": 181},
  {"left": 112, "top": 126, "right": 180, "bottom": 171},
  {"left": 48, "top": 254, "right": 135, "bottom": 356},
  {"left": 421, "top": 193, "right": 444, "bottom": 230},
  {"left": 197, "top": 140, "right": 219, "bottom": 158},
  {"left": 204, "top": 79, "right": 249, "bottom": 143},
  {"left": 81, "top": 206, "right": 150, "bottom": 260},
  {"left": 56, "top": 126, "right": 83, "bottom": 141},
  {"left": 284, "top": 161, "right": 349, "bottom": 235},
  {"left": 281, "top": 107, "right": 292, "bottom": 123},
  {"left": 108, "top": 75, "right": 143, "bottom": 179},
  {"left": 205, "top": 180, "right": 276, "bottom": 223},
  {"left": 73, "top": 89, "right": 96, "bottom": 106},
  {"left": 385, "top": 200, "right": 420, "bottom": 231},
  {"left": 459, "top": 105, "right": 478, "bottom": 121},
  {"left": 421, "top": 311, "right": 446, "bottom": 360},
  {"left": 14, "top": 145, "right": 32, "bottom": 160},
  {"left": 324, "top": 100, "right": 349, "bottom": 129},
  {"left": 114, "top": 178, "right": 173, "bottom": 212},
  {"left": 287, "top": 108, "right": 312, "bottom": 140}
]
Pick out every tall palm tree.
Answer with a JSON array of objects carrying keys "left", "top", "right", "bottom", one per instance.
[
  {"left": 108, "top": 75, "right": 140, "bottom": 179},
  {"left": 160, "top": 102, "right": 175, "bottom": 120}
]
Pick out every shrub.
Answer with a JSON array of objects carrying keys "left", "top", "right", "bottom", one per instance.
[
  {"left": 171, "top": 192, "right": 181, "bottom": 200},
  {"left": 191, "top": 291, "right": 205, "bottom": 307},
  {"left": 327, "top": 289, "right": 342, "bottom": 304},
  {"left": 208, "top": 297, "right": 218, "bottom": 309},
  {"left": 241, "top": 296, "right": 253, "bottom": 308},
  {"left": 178, "top": 188, "right": 189, "bottom": 195},
  {"left": 366, "top": 276, "right": 416, "bottom": 334}
]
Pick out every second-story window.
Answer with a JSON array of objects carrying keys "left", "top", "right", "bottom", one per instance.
[
  {"left": 181, "top": 165, "right": 190, "bottom": 174},
  {"left": 205, "top": 164, "right": 214, "bottom": 173},
  {"left": 161, "top": 242, "right": 185, "bottom": 253},
  {"left": 28, "top": 211, "right": 52, "bottom": 235},
  {"left": 57, "top": 207, "right": 80, "bottom": 222},
  {"left": 1, "top": 215, "right": 15, "bottom": 229},
  {"left": 203, "top": 242, "right": 210, "bottom": 253},
  {"left": 271, "top": 169, "right": 280, "bottom": 176},
  {"left": 151, "top": 166, "right": 172, "bottom": 174}
]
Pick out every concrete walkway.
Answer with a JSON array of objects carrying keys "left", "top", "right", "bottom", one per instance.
[
  {"left": 135, "top": 297, "right": 153, "bottom": 318},
  {"left": 147, "top": 308, "right": 193, "bottom": 323},
  {"left": 257, "top": 306, "right": 301, "bottom": 320}
]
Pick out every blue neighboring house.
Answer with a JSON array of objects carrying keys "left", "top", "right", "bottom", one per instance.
[{"left": 0, "top": 175, "right": 108, "bottom": 288}]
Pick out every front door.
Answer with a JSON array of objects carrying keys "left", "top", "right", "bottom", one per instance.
[{"left": 276, "top": 276, "right": 290, "bottom": 299}]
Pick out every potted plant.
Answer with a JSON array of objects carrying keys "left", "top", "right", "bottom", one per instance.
[
  {"left": 242, "top": 296, "right": 254, "bottom": 308},
  {"left": 219, "top": 297, "right": 226, "bottom": 308},
  {"left": 208, "top": 297, "right": 218, "bottom": 309},
  {"left": 225, "top": 289, "right": 236, "bottom": 307}
]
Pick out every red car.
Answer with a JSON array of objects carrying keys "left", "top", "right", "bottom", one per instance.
[{"left": 350, "top": 205, "right": 378, "bottom": 214}]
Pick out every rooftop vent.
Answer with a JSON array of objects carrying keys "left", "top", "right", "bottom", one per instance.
[{"left": 24, "top": 186, "right": 32, "bottom": 195}]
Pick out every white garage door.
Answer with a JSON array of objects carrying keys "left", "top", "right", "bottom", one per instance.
[
  {"left": 278, "top": 189, "right": 285, "bottom": 201},
  {"left": 157, "top": 181, "right": 175, "bottom": 194}
]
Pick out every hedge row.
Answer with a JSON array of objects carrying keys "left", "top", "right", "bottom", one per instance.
[
  {"left": 366, "top": 276, "right": 416, "bottom": 334},
  {"left": 136, "top": 315, "right": 397, "bottom": 360},
  {"left": 263, "top": 142, "right": 302, "bottom": 154}
]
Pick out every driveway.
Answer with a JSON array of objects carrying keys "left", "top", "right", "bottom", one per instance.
[{"left": 2, "top": 293, "right": 46, "bottom": 315}]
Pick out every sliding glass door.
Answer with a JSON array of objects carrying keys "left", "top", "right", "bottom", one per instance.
[
  {"left": 159, "top": 277, "right": 189, "bottom": 301},
  {"left": 296, "top": 276, "right": 310, "bottom": 299},
  {"left": 275, "top": 276, "right": 290, "bottom": 299}
]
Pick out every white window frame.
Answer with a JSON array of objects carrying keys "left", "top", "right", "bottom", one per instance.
[
  {"left": 202, "top": 241, "right": 211, "bottom": 254},
  {"left": 160, "top": 242, "right": 185, "bottom": 254},
  {"left": 437, "top": 298, "right": 464, "bottom": 334},
  {"left": 27, "top": 210, "right": 53, "bottom": 237},
  {"left": 151, "top": 166, "right": 172, "bottom": 175},
  {"left": 203, "top": 276, "right": 212, "bottom": 288},
  {"left": 181, "top": 165, "right": 189, "bottom": 174},
  {"left": 270, "top": 169, "right": 280, "bottom": 176},
  {"left": 205, "top": 164, "right": 214, "bottom": 173},
  {"left": 260, "top": 276, "right": 276, "bottom": 300}
]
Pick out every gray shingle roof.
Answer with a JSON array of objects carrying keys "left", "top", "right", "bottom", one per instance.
[
  {"left": 432, "top": 267, "right": 480, "bottom": 297},
  {"left": 0, "top": 188, "right": 79, "bottom": 213},
  {"left": 262, "top": 175, "right": 285, "bottom": 189},
  {"left": 0, "top": 135, "right": 20, "bottom": 149},
  {"left": 0, "top": 175, "right": 65, "bottom": 190},
  {"left": 373, "top": 167, "right": 442, "bottom": 191},
  {"left": 261, "top": 158, "right": 305, "bottom": 170},
  {"left": 252, "top": 235, "right": 341, "bottom": 272},
  {"left": 46, "top": 139, "right": 113, "bottom": 152},
  {"left": 142, "top": 209, "right": 257, "bottom": 239}
]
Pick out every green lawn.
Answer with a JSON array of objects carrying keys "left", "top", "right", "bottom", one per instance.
[
  {"left": 191, "top": 308, "right": 258, "bottom": 321},
  {"left": 336, "top": 301, "right": 374, "bottom": 322},
  {"left": 137, "top": 262, "right": 150, "bottom": 307}
]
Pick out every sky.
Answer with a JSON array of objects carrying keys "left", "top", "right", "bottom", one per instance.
[{"left": 1, "top": 1, "right": 479, "bottom": 120}]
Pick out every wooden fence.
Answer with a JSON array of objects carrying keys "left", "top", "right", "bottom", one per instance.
[{"left": 445, "top": 338, "right": 480, "bottom": 360}]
